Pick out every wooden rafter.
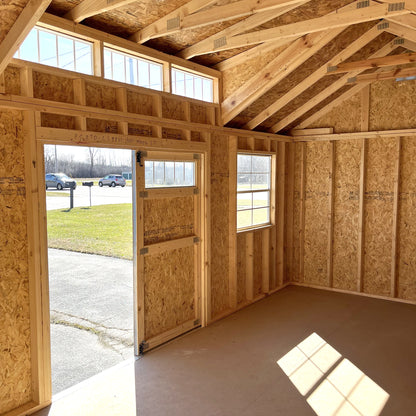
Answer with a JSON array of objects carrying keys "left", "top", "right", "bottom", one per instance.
[
  {"left": 271, "top": 39, "right": 399, "bottom": 132},
  {"left": 132, "top": 0, "right": 304, "bottom": 44},
  {"left": 191, "top": 2, "right": 409, "bottom": 56},
  {"left": 402, "top": 39, "right": 416, "bottom": 51},
  {"left": 384, "top": 20, "right": 416, "bottom": 43},
  {"left": 244, "top": 23, "right": 383, "bottom": 130},
  {"left": 387, "top": 13, "right": 416, "bottom": 31},
  {"left": 0, "top": 0, "right": 51, "bottom": 75},
  {"left": 328, "top": 51, "right": 416, "bottom": 73},
  {"left": 129, "top": 0, "right": 218, "bottom": 43},
  {"left": 177, "top": 0, "right": 307, "bottom": 60},
  {"left": 348, "top": 66, "right": 416, "bottom": 83},
  {"left": 220, "top": 0, "right": 363, "bottom": 125},
  {"left": 64, "top": 0, "right": 137, "bottom": 23}
]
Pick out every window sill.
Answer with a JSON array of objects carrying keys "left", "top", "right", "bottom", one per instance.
[{"left": 237, "top": 223, "right": 275, "bottom": 234}]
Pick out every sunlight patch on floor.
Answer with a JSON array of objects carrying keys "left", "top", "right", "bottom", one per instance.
[{"left": 277, "top": 333, "right": 389, "bottom": 416}]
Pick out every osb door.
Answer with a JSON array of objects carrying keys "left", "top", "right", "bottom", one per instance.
[{"left": 135, "top": 150, "right": 202, "bottom": 353}]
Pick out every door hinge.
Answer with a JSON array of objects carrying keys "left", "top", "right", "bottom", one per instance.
[
  {"left": 193, "top": 237, "right": 200, "bottom": 244},
  {"left": 139, "top": 341, "right": 149, "bottom": 355},
  {"left": 193, "top": 319, "right": 200, "bottom": 326},
  {"left": 193, "top": 188, "right": 199, "bottom": 195},
  {"left": 140, "top": 247, "right": 149, "bottom": 255},
  {"left": 139, "top": 191, "right": 148, "bottom": 198},
  {"left": 193, "top": 153, "right": 201, "bottom": 160}
]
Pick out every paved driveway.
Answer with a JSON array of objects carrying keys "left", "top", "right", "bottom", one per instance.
[
  {"left": 46, "top": 185, "right": 132, "bottom": 211},
  {"left": 48, "top": 248, "right": 135, "bottom": 394}
]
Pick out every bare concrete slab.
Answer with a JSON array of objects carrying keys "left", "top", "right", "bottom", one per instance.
[{"left": 34, "top": 286, "right": 416, "bottom": 415}]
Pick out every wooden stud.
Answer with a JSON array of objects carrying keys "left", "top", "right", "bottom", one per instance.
[
  {"left": 286, "top": 143, "right": 295, "bottom": 283},
  {"left": 152, "top": 95, "right": 163, "bottom": 138},
  {"left": 245, "top": 232, "right": 254, "bottom": 301},
  {"left": 163, "top": 62, "right": 171, "bottom": 94},
  {"left": 262, "top": 228, "right": 270, "bottom": 293},
  {"left": 299, "top": 142, "right": 306, "bottom": 283},
  {"left": 229, "top": 136, "right": 238, "bottom": 309},
  {"left": 391, "top": 137, "right": 401, "bottom": 298},
  {"left": 361, "top": 85, "right": 370, "bottom": 132},
  {"left": 357, "top": 138, "right": 367, "bottom": 293},
  {"left": 73, "top": 78, "right": 87, "bottom": 131},
  {"left": 194, "top": 154, "right": 202, "bottom": 324},
  {"left": 327, "top": 141, "right": 336, "bottom": 288},
  {"left": 204, "top": 140, "right": 212, "bottom": 323},
  {"left": 277, "top": 142, "right": 286, "bottom": 286},
  {"left": 0, "top": 71, "right": 5, "bottom": 94},
  {"left": 93, "top": 40, "right": 104, "bottom": 77},
  {"left": 183, "top": 101, "right": 191, "bottom": 140},
  {"left": 20, "top": 67, "right": 34, "bottom": 97}
]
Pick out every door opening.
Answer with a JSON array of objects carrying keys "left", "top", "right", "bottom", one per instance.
[{"left": 44, "top": 144, "right": 135, "bottom": 394}]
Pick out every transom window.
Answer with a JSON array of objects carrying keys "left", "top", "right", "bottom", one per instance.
[
  {"left": 14, "top": 26, "right": 93, "bottom": 75},
  {"left": 145, "top": 160, "right": 195, "bottom": 188},
  {"left": 171, "top": 67, "right": 213, "bottom": 102},
  {"left": 104, "top": 47, "right": 163, "bottom": 91},
  {"left": 237, "top": 154, "right": 272, "bottom": 230}
]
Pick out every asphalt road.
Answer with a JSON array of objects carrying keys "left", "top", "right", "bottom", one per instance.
[
  {"left": 46, "top": 185, "right": 133, "bottom": 211},
  {"left": 48, "top": 248, "right": 135, "bottom": 394}
]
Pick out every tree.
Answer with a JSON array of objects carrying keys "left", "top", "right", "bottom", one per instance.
[{"left": 87, "top": 147, "right": 100, "bottom": 177}]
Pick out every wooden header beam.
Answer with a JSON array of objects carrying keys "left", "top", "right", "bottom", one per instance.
[
  {"left": 64, "top": 0, "right": 136, "bottom": 23},
  {"left": 328, "top": 51, "right": 416, "bottom": 73}
]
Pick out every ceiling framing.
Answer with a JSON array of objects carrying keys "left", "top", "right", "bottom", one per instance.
[{"left": 11, "top": 0, "right": 416, "bottom": 134}]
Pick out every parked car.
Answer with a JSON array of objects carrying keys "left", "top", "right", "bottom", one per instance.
[
  {"left": 98, "top": 174, "right": 126, "bottom": 187},
  {"left": 45, "top": 173, "right": 77, "bottom": 190}
]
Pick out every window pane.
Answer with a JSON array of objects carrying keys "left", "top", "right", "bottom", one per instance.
[
  {"left": 104, "top": 49, "right": 112, "bottom": 79},
  {"left": 253, "top": 208, "right": 269, "bottom": 226},
  {"left": 237, "top": 154, "right": 251, "bottom": 173},
  {"left": 149, "top": 63, "right": 162, "bottom": 90},
  {"left": 237, "top": 193, "right": 252, "bottom": 211},
  {"left": 174, "top": 70, "right": 185, "bottom": 96},
  {"left": 112, "top": 52, "right": 125, "bottom": 82},
  {"left": 19, "top": 28, "right": 38, "bottom": 62},
  {"left": 237, "top": 174, "right": 251, "bottom": 191},
  {"left": 184, "top": 162, "right": 195, "bottom": 186},
  {"left": 39, "top": 30, "right": 57, "bottom": 66},
  {"left": 126, "top": 57, "right": 137, "bottom": 85},
  {"left": 75, "top": 41, "right": 92, "bottom": 74},
  {"left": 138, "top": 60, "right": 149, "bottom": 87},
  {"left": 154, "top": 161, "right": 164, "bottom": 185},
  {"left": 185, "top": 73, "right": 193, "bottom": 98},
  {"left": 194, "top": 77, "right": 203, "bottom": 100},
  {"left": 145, "top": 161, "right": 153, "bottom": 187},
  {"left": 202, "top": 78, "right": 213, "bottom": 102},
  {"left": 253, "top": 191, "right": 269, "bottom": 208},
  {"left": 237, "top": 211, "right": 252, "bottom": 229},
  {"left": 165, "top": 162, "right": 175, "bottom": 186},
  {"left": 252, "top": 174, "right": 270, "bottom": 190},
  {"left": 174, "top": 162, "right": 184, "bottom": 185},
  {"left": 58, "top": 36, "right": 74, "bottom": 71},
  {"left": 252, "top": 155, "right": 270, "bottom": 173}
]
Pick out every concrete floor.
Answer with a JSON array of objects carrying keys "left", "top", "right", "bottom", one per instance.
[{"left": 33, "top": 286, "right": 416, "bottom": 416}]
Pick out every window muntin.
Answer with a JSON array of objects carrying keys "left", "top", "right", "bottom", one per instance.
[
  {"left": 145, "top": 160, "right": 195, "bottom": 188},
  {"left": 171, "top": 68, "right": 213, "bottom": 102},
  {"left": 237, "top": 154, "right": 272, "bottom": 230},
  {"left": 14, "top": 26, "right": 93, "bottom": 75},
  {"left": 103, "top": 47, "right": 163, "bottom": 91}
]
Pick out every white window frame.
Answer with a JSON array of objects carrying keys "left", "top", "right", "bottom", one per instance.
[
  {"left": 145, "top": 159, "right": 196, "bottom": 188},
  {"left": 14, "top": 26, "right": 93, "bottom": 75},
  {"left": 171, "top": 66, "right": 214, "bottom": 102},
  {"left": 236, "top": 153, "right": 274, "bottom": 232}
]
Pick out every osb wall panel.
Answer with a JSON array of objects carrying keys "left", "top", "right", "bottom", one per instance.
[
  {"left": 0, "top": 110, "right": 32, "bottom": 414},
  {"left": 86, "top": 118, "right": 118, "bottom": 133},
  {"left": 144, "top": 246, "right": 194, "bottom": 340},
  {"left": 128, "top": 123, "right": 153, "bottom": 137},
  {"left": 41, "top": 113, "right": 75, "bottom": 130},
  {"left": 291, "top": 143, "right": 302, "bottom": 282},
  {"left": 237, "top": 232, "right": 246, "bottom": 305},
  {"left": 363, "top": 137, "right": 395, "bottom": 296},
  {"left": 162, "top": 97, "right": 185, "bottom": 121},
  {"left": 210, "top": 134, "right": 229, "bottom": 317},
  {"left": 33, "top": 72, "right": 74, "bottom": 104},
  {"left": 85, "top": 82, "right": 117, "bottom": 110},
  {"left": 369, "top": 80, "right": 416, "bottom": 130},
  {"left": 143, "top": 196, "right": 194, "bottom": 245},
  {"left": 253, "top": 231, "right": 263, "bottom": 298},
  {"left": 332, "top": 140, "right": 361, "bottom": 291},
  {"left": 190, "top": 103, "right": 208, "bottom": 125},
  {"left": 126, "top": 91, "right": 154, "bottom": 116},
  {"left": 304, "top": 141, "right": 331, "bottom": 286},
  {"left": 398, "top": 138, "right": 416, "bottom": 301},
  {"left": 162, "top": 128, "right": 184, "bottom": 140},
  {"left": 307, "top": 92, "right": 361, "bottom": 133},
  {"left": 4, "top": 66, "right": 20, "bottom": 95}
]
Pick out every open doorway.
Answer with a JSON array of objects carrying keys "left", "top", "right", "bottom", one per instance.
[{"left": 43, "top": 144, "right": 135, "bottom": 394}]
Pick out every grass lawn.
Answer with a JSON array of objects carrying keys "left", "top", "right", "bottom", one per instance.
[
  {"left": 47, "top": 204, "right": 133, "bottom": 260},
  {"left": 46, "top": 191, "right": 69, "bottom": 197}
]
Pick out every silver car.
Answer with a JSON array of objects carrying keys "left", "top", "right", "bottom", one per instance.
[
  {"left": 45, "top": 173, "right": 77, "bottom": 190},
  {"left": 98, "top": 174, "right": 126, "bottom": 187}
]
